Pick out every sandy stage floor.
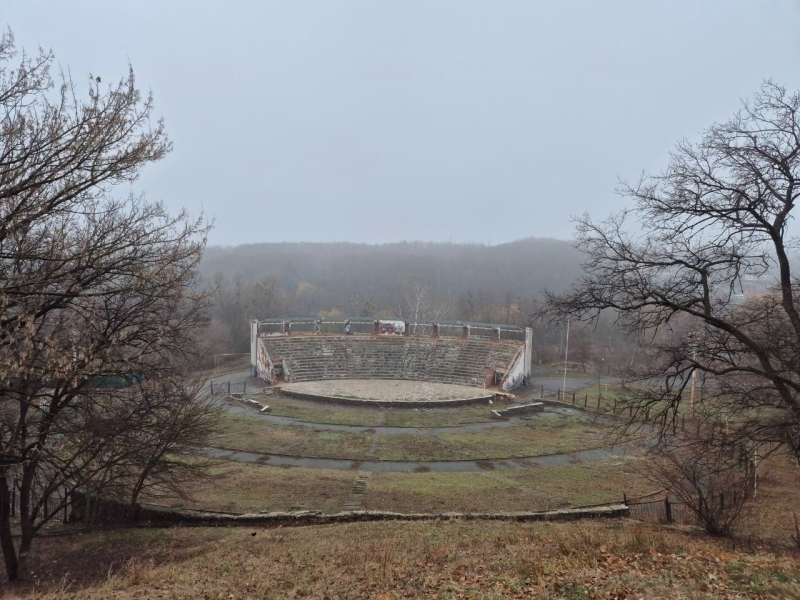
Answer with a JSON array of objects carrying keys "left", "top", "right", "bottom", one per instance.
[{"left": 279, "top": 379, "right": 490, "bottom": 404}]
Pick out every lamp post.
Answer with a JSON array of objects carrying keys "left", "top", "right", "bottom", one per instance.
[{"left": 562, "top": 318, "right": 570, "bottom": 396}]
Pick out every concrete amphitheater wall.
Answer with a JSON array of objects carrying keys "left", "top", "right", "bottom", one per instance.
[{"left": 250, "top": 318, "right": 532, "bottom": 390}]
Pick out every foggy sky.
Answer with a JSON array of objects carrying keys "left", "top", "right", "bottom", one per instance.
[{"left": 5, "top": 1, "right": 800, "bottom": 246}]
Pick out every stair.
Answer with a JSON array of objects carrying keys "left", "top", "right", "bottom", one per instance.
[
  {"left": 342, "top": 472, "right": 370, "bottom": 511},
  {"left": 260, "top": 335, "right": 522, "bottom": 388}
]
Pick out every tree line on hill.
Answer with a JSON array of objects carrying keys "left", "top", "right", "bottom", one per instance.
[{"left": 200, "top": 238, "right": 594, "bottom": 357}]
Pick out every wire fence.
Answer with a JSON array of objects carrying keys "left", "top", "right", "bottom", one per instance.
[
  {"left": 626, "top": 496, "right": 697, "bottom": 525},
  {"left": 209, "top": 380, "right": 249, "bottom": 395}
]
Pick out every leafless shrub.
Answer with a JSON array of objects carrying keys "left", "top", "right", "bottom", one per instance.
[{"left": 642, "top": 436, "right": 754, "bottom": 536}]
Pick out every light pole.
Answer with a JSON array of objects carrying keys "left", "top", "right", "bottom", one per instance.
[
  {"left": 598, "top": 356, "right": 604, "bottom": 395},
  {"left": 562, "top": 318, "right": 570, "bottom": 397}
]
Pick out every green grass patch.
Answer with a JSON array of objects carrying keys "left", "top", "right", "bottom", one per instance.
[
  {"left": 209, "top": 414, "right": 373, "bottom": 458},
  {"left": 497, "top": 459, "right": 653, "bottom": 506},
  {"left": 362, "top": 472, "right": 555, "bottom": 513},
  {"left": 268, "top": 397, "right": 386, "bottom": 426},
  {"left": 382, "top": 405, "right": 494, "bottom": 427},
  {"left": 375, "top": 434, "right": 462, "bottom": 461}
]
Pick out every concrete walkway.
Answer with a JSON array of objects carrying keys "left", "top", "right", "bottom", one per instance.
[
  {"left": 203, "top": 370, "right": 651, "bottom": 473},
  {"left": 199, "top": 438, "right": 650, "bottom": 473},
  {"left": 212, "top": 370, "right": 620, "bottom": 436}
]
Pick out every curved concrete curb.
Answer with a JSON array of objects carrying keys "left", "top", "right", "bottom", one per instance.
[{"left": 200, "top": 438, "right": 650, "bottom": 473}]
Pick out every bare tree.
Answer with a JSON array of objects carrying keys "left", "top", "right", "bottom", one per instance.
[
  {"left": 396, "top": 276, "right": 451, "bottom": 333},
  {"left": 642, "top": 435, "right": 754, "bottom": 536},
  {"left": 545, "top": 81, "right": 800, "bottom": 461},
  {"left": 208, "top": 273, "right": 285, "bottom": 352},
  {"left": 122, "top": 373, "right": 220, "bottom": 512},
  {"left": 0, "top": 30, "right": 209, "bottom": 581}
]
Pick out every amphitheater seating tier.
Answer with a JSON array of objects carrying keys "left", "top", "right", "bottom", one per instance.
[{"left": 260, "top": 335, "right": 521, "bottom": 388}]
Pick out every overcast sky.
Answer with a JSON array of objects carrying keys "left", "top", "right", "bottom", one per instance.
[{"left": 5, "top": 1, "right": 800, "bottom": 246}]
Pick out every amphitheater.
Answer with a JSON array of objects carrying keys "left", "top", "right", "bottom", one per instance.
[
  {"left": 194, "top": 317, "right": 652, "bottom": 517},
  {"left": 250, "top": 317, "right": 533, "bottom": 406}
]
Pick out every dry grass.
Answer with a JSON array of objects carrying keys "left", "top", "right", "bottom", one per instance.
[
  {"left": 381, "top": 405, "right": 496, "bottom": 427},
  {"left": 267, "top": 396, "right": 387, "bottom": 426},
  {"left": 374, "top": 433, "right": 460, "bottom": 461},
  {"left": 152, "top": 462, "right": 356, "bottom": 514},
  {"left": 209, "top": 414, "right": 373, "bottom": 458},
  {"left": 361, "top": 458, "right": 653, "bottom": 513},
  {"left": 498, "top": 459, "right": 655, "bottom": 506},
  {"left": 5, "top": 520, "right": 799, "bottom": 598},
  {"left": 212, "top": 413, "right": 622, "bottom": 462},
  {"left": 265, "top": 396, "right": 498, "bottom": 427},
  {"left": 361, "top": 471, "right": 558, "bottom": 513}
]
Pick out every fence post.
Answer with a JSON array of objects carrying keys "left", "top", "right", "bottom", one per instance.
[
  {"left": 228, "top": 381, "right": 231, "bottom": 395},
  {"left": 584, "top": 394, "right": 588, "bottom": 408},
  {"left": 596, "top": 396, "right": 600, "bottom": 410},
  {"left": 210, "top": 381, "right": 214, "bottom": 394},
  {"left": 664, "top": 495, "right": 672, "bottom": 523},
  {"left": 244, "top": 380, "right": 247, "bottom": 395},
  {"left": 613, "top": 399, "right": 617, "bottom": 414},
  {"left": 623, "top": 492, "right": 628, "bottom": 506},
  {"left": 541, "top": 385, "right": 544, "bottom": 399},
  {"left": 572, "top": 391, "right": 575, "bottom": 404}
]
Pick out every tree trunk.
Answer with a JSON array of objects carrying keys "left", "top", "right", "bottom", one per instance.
[
  {"left": 0, "top": 475, "right": 19, "bottom": 581},
  {"left": 17, "top": 471, "right": 35, "bottom": 564}
]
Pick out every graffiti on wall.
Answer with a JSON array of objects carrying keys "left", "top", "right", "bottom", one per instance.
[{"left": 256, "top": 338, "right": 275, "bottom": 384}]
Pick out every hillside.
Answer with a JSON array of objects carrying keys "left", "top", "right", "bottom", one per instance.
[
  {"left": 5, "top": 520, "right": 799, "bottom": 598},
  {"left": 199, "top": 237, "right": 584, "bottom": 308}
]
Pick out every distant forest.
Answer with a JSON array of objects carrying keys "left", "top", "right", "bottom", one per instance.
[
  {"left": 200, "top": 237, "right": 583, "bottom": 318},
  {"left": 198, "top": 238, "right": 648, "bottom": 372}
]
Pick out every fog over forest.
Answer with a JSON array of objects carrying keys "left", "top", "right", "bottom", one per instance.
[{"left": 200, "top": 237, "right": 583, "bottom": 317}]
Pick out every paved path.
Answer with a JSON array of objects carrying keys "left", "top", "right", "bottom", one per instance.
[
  {"left": 200, "top": 438, "right": 651, "bottom": 473},
  {"left": 202, "top": 369, "right": 651, "bottom": 473},
  {"left": 211, "top": 370, "right": 620, "bottom": 435}
]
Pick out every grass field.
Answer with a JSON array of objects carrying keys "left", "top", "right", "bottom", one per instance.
[
  {"left": 262, "top": 395, "right": 498, "bottom": 427},
  {"left": 374, "top": 417, "right": 626, "bottom": 461},
  {"left": 360, "top": 458, "right": 653, "bottom": 513},
  {"left": 361, "top": 471, "right": 558, "bottom": 512},
  {"left": 153, "top": 462, "right": 357, "bottom": 514},
  {"left": 209, "top": 414, "right": 374, "bottom": 458},
  {"left": 6, "top": 519, "right": 799, "bottom": 598},
  {"left": 211, "top": 413, "right": 625, "bottom": 461}
]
